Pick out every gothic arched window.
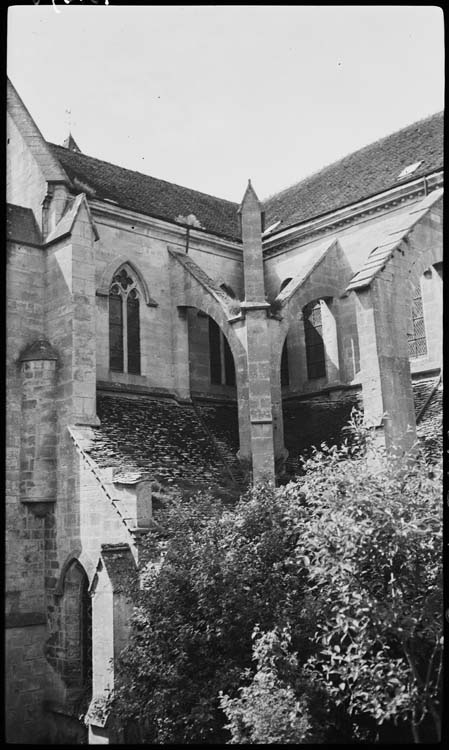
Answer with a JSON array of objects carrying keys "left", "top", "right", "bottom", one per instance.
[
  {"left": 109, "top": 268, "right": 141, "bottom": 374},
  {"left": 61, "top": 561, "right": 92, "bottom": 691},
  {"left": 408, "top": 279, "right": 427, "bottom": 359},
  {"left": 303, "top": 300, "right": 326, "bottom": 380}
]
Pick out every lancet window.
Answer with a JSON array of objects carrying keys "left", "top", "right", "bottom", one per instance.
[{"left": 109, "top": 267, "right": 141, "bottom": 374}]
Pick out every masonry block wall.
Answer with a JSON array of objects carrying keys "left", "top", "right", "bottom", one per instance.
[
  {"left": 94, "top": 213, "right": 243, "bottom": 398},
  {"left": 352, "top": 229, "right": 436, "bottom": 453},
  {"left": 6, "top": 82, "right": 443, "bottom": 744},
  {"left": 5, "top": 239, "right": 50, "bottom": 742},
  {"left": 188, "top": 310, "right": 211, "bottom": 393}
]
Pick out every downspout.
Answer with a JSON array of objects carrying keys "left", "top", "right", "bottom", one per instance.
[{"left": 185, "top": 225, "right": 190, "bottom": 254}]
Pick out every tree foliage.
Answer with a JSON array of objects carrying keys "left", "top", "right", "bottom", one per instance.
[
  {"left": 219, "top": 626, "right": 311, "bottom": 744},
  {"left": 112, "top": 413, "right": 442, "bottom": 744}
]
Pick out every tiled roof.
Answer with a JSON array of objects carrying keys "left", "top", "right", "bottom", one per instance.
[
  {"left": 47, "top": 112, "right": 443, "bottom": 241},
  {"left": 413, "top": 375, "right": 442, "bottom": 463},
  {"left": 413, "top": 374, "right": 440, "bottom": 418},
  {"left": 48, "top": 143, "right": 242, "bottom": 241},
  {"left": 194, "top": 400, "right": 243, "bottom": 482},
  {"left": 282, "top": 391, "right": 362, "bottom": 475},
  {"left": 87, "top": 393, "right": 241, "bottom": 495},
  {"left": 87, "top": 378, "right": 441, "bottom": 492},
  {"left": 7, "top": 203, "right": 42, "bottom": 246},
  {"left": 263, "top": 112, "right": 443, "bottom": 231},
  {"left": 282, "top": 377, "right": 442, "bottom": 474}
]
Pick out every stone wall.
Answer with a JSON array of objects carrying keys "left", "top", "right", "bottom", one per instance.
[
  {"left": 5, "top": 240, "right": 49, "bottom": 742},
  {"left": 5, "top": 623, "right": 48, "bottom": 743},
  {"left": 93, "top": 211, "right": 243, "bottom": 398}
]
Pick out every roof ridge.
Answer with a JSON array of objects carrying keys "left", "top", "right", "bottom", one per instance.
[
  {"left": 263, "top": 110, "right": 444, "bottom": 204},
  {"left": 48, "top": 142, "right": 239, "bottom": 208}
]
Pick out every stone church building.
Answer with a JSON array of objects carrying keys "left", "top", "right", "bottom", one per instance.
[{"left": 6, "top": 77, "right": 443, "bottom": 743}]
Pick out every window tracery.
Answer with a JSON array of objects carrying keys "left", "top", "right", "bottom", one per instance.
[
  {"left": 408, "top": 280, "right": 427, "bottom": 359},
  {"left": 109, "top": 267, "right": 141, "bottom": 374}
]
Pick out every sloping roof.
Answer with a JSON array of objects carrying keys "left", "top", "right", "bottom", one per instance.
[
  {"left": 415, "top": 377, "right": 442, "bottom": 463},
  {"left": 282, "top": 391, "right": 361, "bottom": 475},
  {"left": 169, "top": 249, "right": 239, "bottom": 311},
  {"left": 275, "top": 238, "right": 338, "bottom": 303},
  {"left": 48, "top": 143, "right": 242, "bottom": 241},
  {"left": 283, "top": 377, "right": 442, "bottom": 475},
  {"left": 271, "top": 190, "right": 443, "bottom": 290},
  {"left": 263, "top": 111, "right": 443, "bottom": 231},
  {"left": 7, "top": 79, "right": 68, "bottom": 184},
  {"left": 346, "top": 188, "right": 443, "bottom": 292},
  {"left": 413, "top": 374, "right": 441, "bottom": 418},
  {"left": 47, "top": 112, "right": 443, "bottom": 241},
  {"left": 7, "top": 203, "right": 42, "bottom": 246},
  {"left": 45, "top": 192, "right": 99, "bottom": 244},
  {"left": 87, "top": 393, "right": 239, "bottom": 492}
]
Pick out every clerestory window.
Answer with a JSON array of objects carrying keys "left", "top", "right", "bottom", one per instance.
[
  {"left": 208, "top": 317, "right": 235, "bottom": 386},
  {"left": 303, "top": 300, "right": 326, "bottom": 380},
  {"left": 109, "top": 268, "right": 141, "bottom": 374},
  {"left": 408, "top": 280, "right": 427, "bottom": 359}
]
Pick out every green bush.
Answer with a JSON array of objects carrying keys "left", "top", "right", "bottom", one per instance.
[{"left": 112, "top": 413, "right": 442, "bottom": 743}]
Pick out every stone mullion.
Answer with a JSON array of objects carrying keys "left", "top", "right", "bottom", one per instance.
[{"left": 122, "top": 292, "right": 129, "bottom": 374}]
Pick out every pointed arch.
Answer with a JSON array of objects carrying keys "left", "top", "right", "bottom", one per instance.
[
  {"left": 54, "top": 557, "right": 93, "bottom": 693},
  {"left": 108, "top": 264, "right": 143, "bottom": 374},
  {"left": 97, "top": 257, "right": 158, "bottom": 307},
  {"left": 54, "top": 549, "right": 96, "bottom": 596}
]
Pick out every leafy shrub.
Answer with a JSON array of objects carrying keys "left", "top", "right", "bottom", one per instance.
[{"left": 112, "top": 413, "right": 442, "bottom": 744}]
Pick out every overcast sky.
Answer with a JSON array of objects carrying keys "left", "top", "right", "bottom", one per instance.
[{"left": 8, "top": 5, "right": 444, "bottom": 202}]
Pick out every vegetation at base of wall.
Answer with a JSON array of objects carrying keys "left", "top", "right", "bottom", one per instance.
[{"left": 111, "top": 412, "right": 442, "bottom": 744}]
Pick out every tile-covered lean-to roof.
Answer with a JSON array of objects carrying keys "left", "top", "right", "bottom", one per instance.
[
  {"left": 263, "top": 111, "right": 443, "bottom": 232},
  {"left": 87, "top": 394, "right": 241, "bottom": 493},
  {"left": 48, "top": 143, "right": 242, "bottom": 241},
  {"left": 282, "top": 376, "right": 442, "bottom": 475},
  {"left": 414, "top": 375, "right": 442, "bottom": 463}
]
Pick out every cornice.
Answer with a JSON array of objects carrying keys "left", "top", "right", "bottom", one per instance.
[
  {"left": 88, "top": 199, "right": 243, "bottom": 259},
  {"left": 263, "top": 171, "right": 443, "bottom": 258}
]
